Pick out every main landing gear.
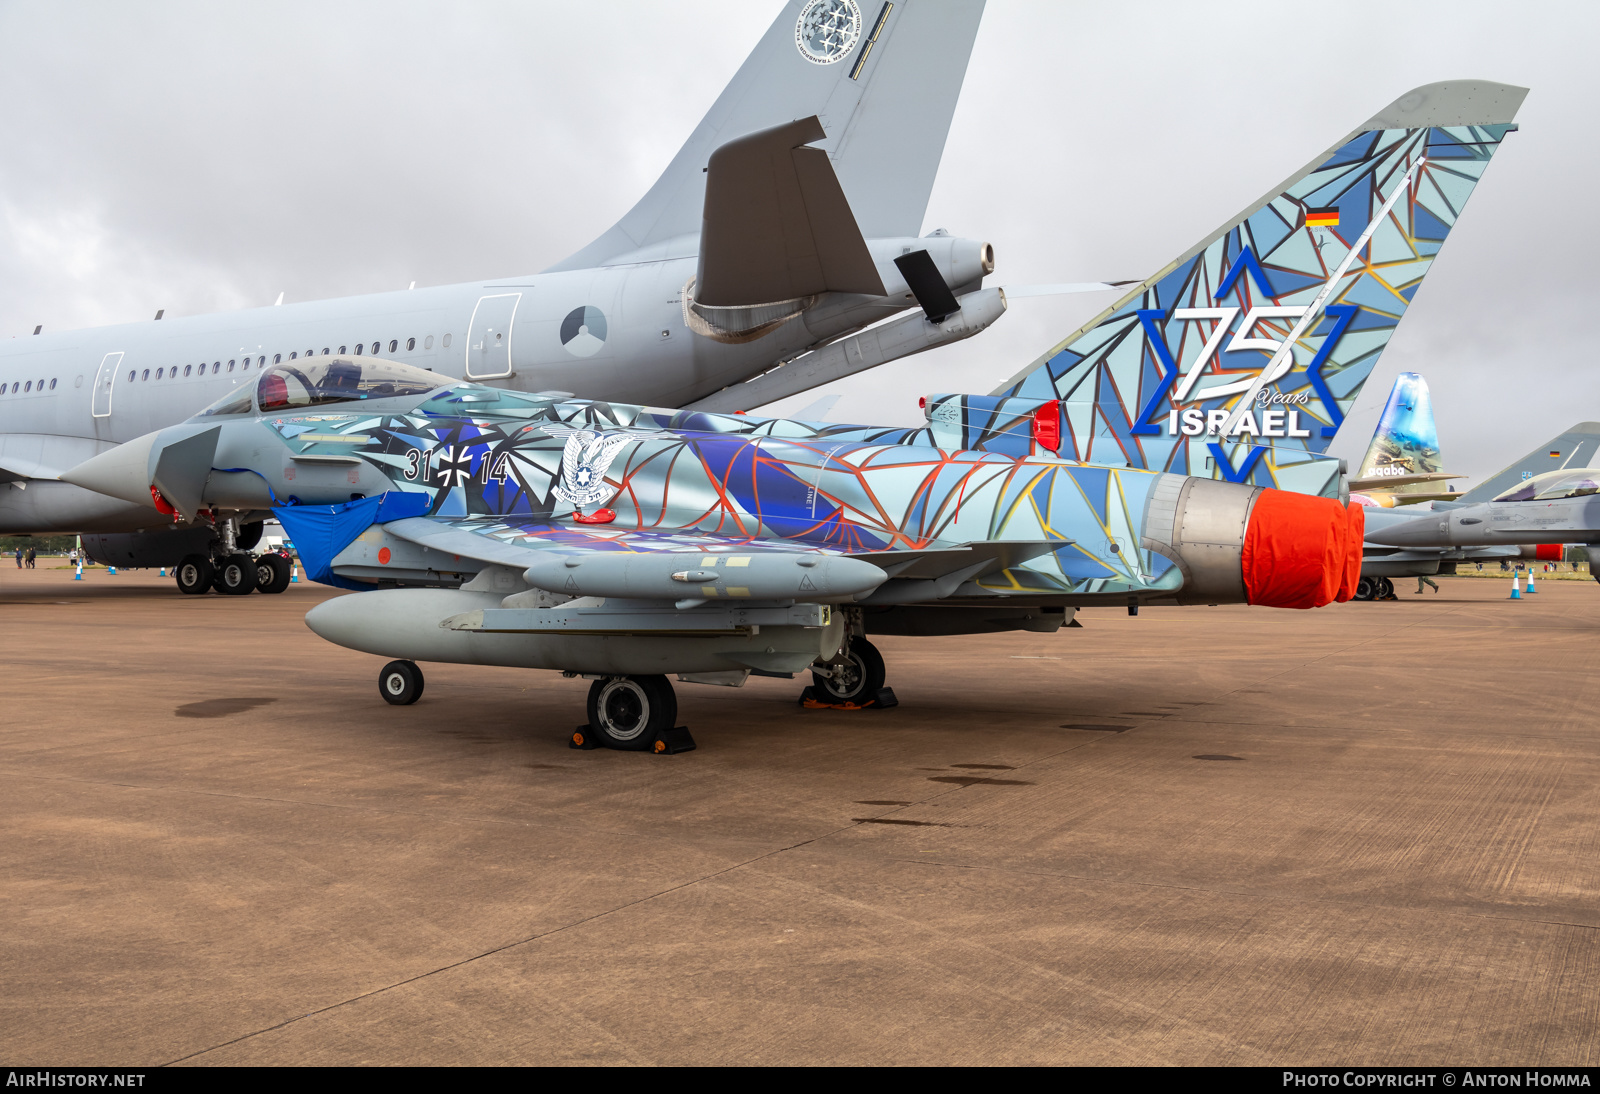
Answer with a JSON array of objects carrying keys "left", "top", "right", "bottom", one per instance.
[
  {"left": 573, "top": 675, "right": 696, "bottom": 754},
  {"left": 172, "top": 517, "right": 291, "bottom": 597},
  {"left": 801, "top": 634, "right": 897, "bottom": 709},
  {"left": 1353, "top": 576, "right": 1396, "bottom": 601}
]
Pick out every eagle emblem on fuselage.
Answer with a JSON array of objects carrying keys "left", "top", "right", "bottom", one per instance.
[{"left": 541, "top": 426, "right": 634, "bottom": 514}]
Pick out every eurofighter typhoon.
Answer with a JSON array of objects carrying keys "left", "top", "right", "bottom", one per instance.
[{"left": 62, "top": 80, "right": 1524, "bottom": 750}]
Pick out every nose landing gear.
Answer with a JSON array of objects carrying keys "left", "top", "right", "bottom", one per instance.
[{"left": 801, "top": 635, "right": 897, "bottom": 709}]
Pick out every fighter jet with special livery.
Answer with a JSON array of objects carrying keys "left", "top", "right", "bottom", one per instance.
[
  {"left": 58, "top": 79, "right": 1527, "bottom": 746},
  {"left": 2, "top": 1, "right": 1021, "bottom": 566},
  {"left": 64, "top": 354, "right": 1365, "bottom": 745}
]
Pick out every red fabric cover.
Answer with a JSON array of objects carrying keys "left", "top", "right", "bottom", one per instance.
[
  {"left": 1534, "top": 543, "right": 1563, "bottom": 562},
  {"left": 1241, "top": 489, "right": 1364, "bottom": 609}
]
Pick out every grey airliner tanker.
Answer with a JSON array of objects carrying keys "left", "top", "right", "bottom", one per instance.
[{"left": 0, "top": 1, "right": 999, "bottom": 559}]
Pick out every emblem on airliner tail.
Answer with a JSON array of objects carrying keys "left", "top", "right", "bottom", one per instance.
[{"left": 795, "top": 0, "right": 861, "bottom": 65}]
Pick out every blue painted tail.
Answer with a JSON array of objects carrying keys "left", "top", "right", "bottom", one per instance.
[{"left": 993, "top": 81, "right": 1526, "bottom": 496}]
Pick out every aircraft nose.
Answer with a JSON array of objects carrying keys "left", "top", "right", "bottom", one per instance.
[{"left": 58, "top": 431, "right": 161, "bottom": 507}]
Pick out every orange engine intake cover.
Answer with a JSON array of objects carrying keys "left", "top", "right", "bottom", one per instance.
[{"left": 1241, "top": 489, "right": 1365, "bottom": 609}]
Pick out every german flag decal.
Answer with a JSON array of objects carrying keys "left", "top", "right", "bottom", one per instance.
[{"left": 1305, "top": 207, "right": 1340, "bottom": 227}]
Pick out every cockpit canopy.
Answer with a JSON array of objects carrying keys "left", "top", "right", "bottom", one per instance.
[
  {"left": 198, "top": 356, "right": 445, "bottom": 416},
  {"left": 1492, "top": 468, "right": 1600, "bottom": 502}
]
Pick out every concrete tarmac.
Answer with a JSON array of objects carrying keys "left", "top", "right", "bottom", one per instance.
[{"left": 2, "top": 566, "right": 1598, "bottom": 1065}]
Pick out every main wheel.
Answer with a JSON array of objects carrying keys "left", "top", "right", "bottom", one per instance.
[
  {"left": 255, "top": 553, "right": 292, "bottom": 594},
  {"left": 1354, "top": 576, "right": 1377, "bottom": 601},
  {"left": 214, "top": 553, "right": 257, "bottom": 595},
  {"left": 379, "top": 660, "right": 424, "bottom": 705},
  {"left": 811, "top": 637, "right": 886, "bottom": 704},
  {"left": 586, "top": 675, "right": 677, "bottom": 750},
  {"left": 175, "top": 554, "right": 214, "bottom": 595},
  {"left": 1377, "top": 577, "right": 1396, "bottom": 600}
]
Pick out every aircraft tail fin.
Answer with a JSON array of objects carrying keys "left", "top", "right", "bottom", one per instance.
[
  {"left": 1457, "top": 422, "right": 1600, "bottom": 503},
  {"left": 992, "top": 80, "right": 1527, "bottom": 497},
  {"left": 547, "top": 0, "right": 985, "bottom": 271},
  {"left": 1347, "top": 372, "right": 1451, "bottom": 503}
]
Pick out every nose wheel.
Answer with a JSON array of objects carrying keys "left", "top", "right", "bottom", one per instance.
[{"left": 802, "top": 637, "right": 896, "bottom": 709}]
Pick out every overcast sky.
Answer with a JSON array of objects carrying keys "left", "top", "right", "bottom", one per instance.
[{"left": 0, "top": 1, "right": 1593, "bottom": 483}]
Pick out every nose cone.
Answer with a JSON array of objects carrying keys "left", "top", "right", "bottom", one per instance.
[{"left": 58, "top": 431, "right": 161, "bottom": 507}]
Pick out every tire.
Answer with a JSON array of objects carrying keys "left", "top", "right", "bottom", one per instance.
[
  {"left": 214, "top": 553, "right": 257, "bottom": 595},
  {"left": 586, "top": 675, "right": 677, "bottom": 750},
  {"left": 379, "top": 660, "right": 424, "bottom": 705},
  {"left": 1354, "top": 576, "right": 1377, "bottom": 601},
  {"left": 255, "top": 553, "right": 292, "bottom": 594},
  {"left": 175, "top": 554, "right": 214, "bottom": 595},
  {"left": 1377, "top": 577, "right": 1395, "bottom": 600},
  {"left": 811, "top": 637, "right": 886, "bottom": 703}
]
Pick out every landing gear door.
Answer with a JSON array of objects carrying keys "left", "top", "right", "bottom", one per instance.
[
  {"left": 466, "top": 293, "right": 520, "bottom": 379},
  {"left": 92, "top": 352, "right": 122, "bottom": 418}
]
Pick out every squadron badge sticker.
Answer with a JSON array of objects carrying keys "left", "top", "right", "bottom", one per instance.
[{"left": 543, "top": 426, "right": 635, "bottom": 523}]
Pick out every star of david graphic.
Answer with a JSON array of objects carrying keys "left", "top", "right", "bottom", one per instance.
[
  {"left": 1129, "top": 247, "right": 1358, "bottom": 439},
  {"left": 433, "top": 444, "right": 474, "bottom": 488}
]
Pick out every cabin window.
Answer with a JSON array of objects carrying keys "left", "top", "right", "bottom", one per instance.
[
  {"left": 424, "top": 335, "right": 433, "bottom": 350},
  {"left": 182, "top": 365, "right": 191, "bottom": 376},
  {"left": 443, "top": 333, "right": 451, "bottom": 348},
  {"left": 127, "top": 371, "right": 135, "bottom": 382},
  {"left": 338, "top": 345, "right": 347, "bottom": 354},
  {"left": 388, "top": 339, "right": 398, "bottom": 353},
  {"left": 355, "top": 344, "right": 364, "bottom": 356},
  {"left": 23, "top": 381, "right": 31, "bottom": 392},
  {"left": 406, "top": 337, "right": 415, "bottom": 351},
  {"left": 321, "top": 347, "right": 330, "bottom": 356},
  {"left": 273, "top": 354, "right": 281, "bottom": 364},
  {"left": 289, "top": 352, "right": 297, "bottom": 360},
  {"left": 9, "top": 382, "right": 16, "bottom": 393},
  {"left": 156, "top": 368, "right": 164, "bottom": 379},
  {"left": 49, "top": 379, "right": 56, "bottom": 390},
  {"left": 305, "top": 349, "right": 313, "bottom": 358}
]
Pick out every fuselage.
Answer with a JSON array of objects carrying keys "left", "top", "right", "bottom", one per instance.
[{"left": 0, "top": 235, "right": 983, "bottom": 489}]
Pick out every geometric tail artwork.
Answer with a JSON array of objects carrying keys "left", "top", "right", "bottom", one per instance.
[{"left": 991, "top": 81, "right": 1527, "bottom": 496}]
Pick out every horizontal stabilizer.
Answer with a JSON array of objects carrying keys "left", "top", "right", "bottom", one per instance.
[
  {"left": 894, "top": 249, "right": 960, "bottom": 322},
  {"left": 1349, "top": 471, "right": 1459, "bottom": 491},
  {"left": 696, "top": 116, "right": 886, "bottom": 307}
]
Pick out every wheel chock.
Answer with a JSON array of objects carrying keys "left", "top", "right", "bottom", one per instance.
[
  {"left": 569, "top": 727, "right": 603, "bottom": 750},
  {"left": 651, "top": 726, "right": 697, "bottom": 755},
  {"left": 799, "top": 686, "right": 898, "bottom": 710}
]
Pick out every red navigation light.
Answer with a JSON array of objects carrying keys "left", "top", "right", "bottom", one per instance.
[{"left": 1032, "top": 401, "right": 1061, "bottom": 453}]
